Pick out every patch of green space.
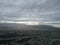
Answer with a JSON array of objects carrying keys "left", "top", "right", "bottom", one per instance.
[
  {"left": 48, "top": 33, "right": 60, "bottom": 39},
  {"left": 32, "top": 28, "right": 50, "bottom": 30}
]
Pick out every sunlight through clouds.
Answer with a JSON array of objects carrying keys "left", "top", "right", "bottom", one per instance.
[{"left": 0, "top": 0, "right": 60, "bottom": 25}]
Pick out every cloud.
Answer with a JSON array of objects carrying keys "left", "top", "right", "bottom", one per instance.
[{"left": 0, "top": 0, "right": 60, "bottom": 23}]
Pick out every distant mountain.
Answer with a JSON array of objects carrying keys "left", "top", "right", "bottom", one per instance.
[
  {"left": 0, "top": 23, "right": 33, "bottom": 30},
  {"left": 0, "top": 23, "right": 60, "bottom": 30},
  {"left": 28, "top": 25, "right": 59, "bottom": 30}
]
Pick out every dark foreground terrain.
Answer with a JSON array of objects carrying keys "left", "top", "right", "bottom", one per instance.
[
  {"left": 0, "top": 30, "right": 60, "bottom": 45},
  {"left": 0, "top": 23, "right": 60, "bottom": 45}
]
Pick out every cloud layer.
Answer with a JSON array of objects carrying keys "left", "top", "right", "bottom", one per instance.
[{"left": 0, "top": 0, "right": 60, "bottom": 23}]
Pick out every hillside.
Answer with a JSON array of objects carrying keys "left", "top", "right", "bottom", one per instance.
[{"left": 0, "top": 23, "right": 60, "bottom": 30}]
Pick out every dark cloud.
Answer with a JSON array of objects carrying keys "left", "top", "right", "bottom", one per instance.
[{"left": 0, "top": 0, "right": 60, "bottom": 23}]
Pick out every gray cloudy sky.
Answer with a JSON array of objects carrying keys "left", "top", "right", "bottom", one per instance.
[{"left": 0, "top": 0, "right": 60, "bottom": 23}]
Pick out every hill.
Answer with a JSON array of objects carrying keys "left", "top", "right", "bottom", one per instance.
[{"left": 0, "top": 23, "right": 60, "bottom": 31}]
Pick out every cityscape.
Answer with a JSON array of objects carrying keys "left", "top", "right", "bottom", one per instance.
[{"left": 0, "top": 23, "right": 60, "bottom": 45}]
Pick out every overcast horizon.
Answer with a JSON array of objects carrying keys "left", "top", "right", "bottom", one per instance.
[{"left": 0, "top": 0, "right": 60, "bottom": 27}]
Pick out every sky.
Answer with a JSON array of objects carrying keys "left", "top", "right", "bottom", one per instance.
[{"left": 0, "top": 0, "right": 60, "bottom": 24}]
